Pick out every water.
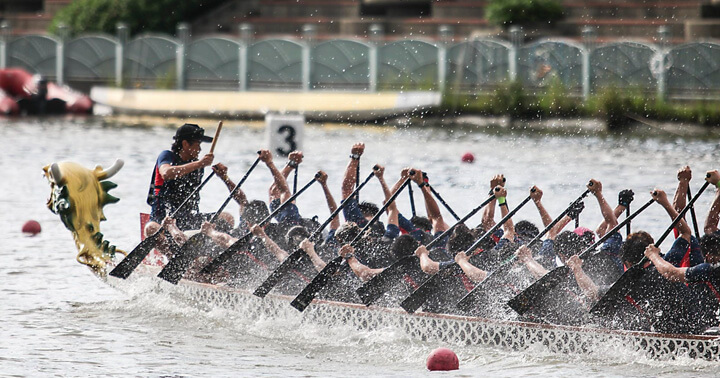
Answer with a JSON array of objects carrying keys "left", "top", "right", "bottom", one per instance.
[{"left": 2, "top": 117, "right": 720, "bottom": 376}]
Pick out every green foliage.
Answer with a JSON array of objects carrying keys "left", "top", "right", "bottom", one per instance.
[
  {"left": 49, "top": 0, "right": 227, "bottom": 37},
  {"left": 442, "top": 82, "right": 720, "bottom": 127},
  {"left": 486, "top": 0, "right": 564, "bottom": 27}
]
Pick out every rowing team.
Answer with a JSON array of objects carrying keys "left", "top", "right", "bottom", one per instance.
[{"left": 141, "top": 125, "right": 720, "bottom": 335}]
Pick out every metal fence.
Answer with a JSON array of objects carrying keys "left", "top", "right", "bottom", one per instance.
[{"left": 1, "top": 23, "right": 719, "bottom": 100}]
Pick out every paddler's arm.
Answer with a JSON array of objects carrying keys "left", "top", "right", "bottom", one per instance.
[
  {"left": 317, "top": 171, "right": 340, "bottom": 231},
  {"left": 300, "top": 238, "right": 326, "bottom": 272},
  {"left": 653, "top": 189, "right": 691, "bottom": 242},
  {"left": 517, "top": 244, "right": 549, "bottom": 279},
  {"left": 251, "top": 224, "right": 289, "bottom": 261},
  {"left": 454, "top": 252, "right": 487, "bottom": 283},
  {"left": 162, "top": 216, "right": 187, "bottom": 246},
  {"left": 158, "top": 153, "right": 213, "bottom": 181},
  {"left": 645, "top": 244, "right": 688, "bottom": 283},
  {"left": 374, "top": 164, "right": 392, "bottom": 206},
  {"left": 200, "top": 221, "right": 236, "bottom": 249},
  {"left": 589, "top": 179, "right": 618, "bottom": 238},
  {"left": 412, "top": 169, "right": 449, "bottom": 233},
  {"left": 415, "top": 245, "right": 440, "bottom": 275},
  {"left": 704, "top": 170, "right": 720, "bottom": 235},
  {"left": 566, "top": 255, "right": 600, "bottom": 302},
  {"left": 280, "top": 151, "right": 303, "bottom": 180},
  {"left": 212, "top": 163, "right": 248, "bottom": 209},
  {"left": 342, "top": 142, "right": 364, "bottom": 200},
  {"left": 530, "top": 186, "right": 553, "bottom": 228},
  {"left": 259, "top": 149, "right": 291, "bottom": 203},
  {"left": 673, "top": 166, "right": 691, "bottom": 213},
  {"left": 481, "top": 174, "right": 504, "bottom": 230},
  {"left": 339, "top": 244, "right": 382, "bottom": 281},
  {"left": 495, "top": 186, "right": 516, "bottom": 241}
]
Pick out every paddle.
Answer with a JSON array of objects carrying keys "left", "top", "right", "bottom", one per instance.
[
  {"left": 289, "top": 175, "right": 414, "bottom": 312},
  {"left": 293, "top": 165, "right": 298, "bottom": 194},
  {"left": 508, "top": 196, "right": 657, "bottom": 316},
  {"left": 356, "top": 194, "right": 496, "bottom": 306},
  {"left": 424, "top": 172, "right": 461, "bottom": 221},
  {"left": 688, "top": 184, "right": 701, "bottom": 239},
  {"left": 197, "top": 173, "right": 321, "bottom": 278},
  {"left": 456, "top": 188, "right": 591, "bottom": 312},
  {"left": 408, "top": 181, "right": 417, "bottom": 217},
  {"left": 253, "top": 169, "right": 377, "bottom": 298},
  {"left": 356, "top": 158, "right": 360, "bottom": 201},
  {"left": 109, "top": 122, "right": 224, "bottom": 279},
  {"left": 590, "top": 180, "right": 711, "bottom": 316},
  {"left": 399, "top": 190, "right": 535, "bottom": 314},
  {"left": 156, "top": 154, "right": 263, "bottom": 284}
]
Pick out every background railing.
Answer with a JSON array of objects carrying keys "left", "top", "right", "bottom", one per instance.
[{"left": 1, "top": 23, "right": 719, "bottom": 100}]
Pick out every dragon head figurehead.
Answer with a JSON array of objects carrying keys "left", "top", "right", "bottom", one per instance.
[{"left": 43, "top": 160, "right": 125, "bottom": 275}]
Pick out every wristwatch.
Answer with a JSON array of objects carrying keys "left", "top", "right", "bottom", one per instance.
[{"left": 350, "top": 153, "right": 361, "bottom": 160}]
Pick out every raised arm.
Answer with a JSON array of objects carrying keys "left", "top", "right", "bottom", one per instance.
[
  {"left": 317, "top": 171, "right": 340, "bottom": 231},
  {"left": 412, "top": 170, "right": 449, "bottom": 233},
  {"left": 342, "top": 143, "right": 364, "bottom": 200},
  {"left": 213, "top": 163, "right": 248, "bottom": 209},
  {"left": 530, "top": 186, "right": 553, "bottom": 228},
  {"left": 251, "top": 224, "right": 289, "bottom": 262},
  {"left": 259, "top": 149, "right": 291, "bottom": 203},
  {"left": 339, "top": 244, "right": 383, "bottom": 281},
  {"left": 481, "top": 174, "right": 504, "bottom": 230},
  {"left": 597, "top": 189, "right": 633, "bottom": 237},
  {"left": 673, "top": 166, "right": 691, "bottom": 213},
  {"left": 279, "top": 151, "right": 303, "bottom": 180},
  {"left": 652, "top": 188, "right": 691, "bottom": 243},
  {"left": 589, "top": 179, "right": 618, "bottom": 238},
  {"left": 495, "top": 186, "right": 516, "bottom": 241},
  {"left": 704, "top": 170, "right": 720, "bottom": 235}
]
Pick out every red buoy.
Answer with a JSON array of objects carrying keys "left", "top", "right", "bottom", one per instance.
[
  {"left": 22, "top": 220, "right": 41, "bottom": 236},
  {"left": 426, "top": 347, "right": 459, "bottom": 371},
  {"left": 461, "top": 152, "right": 475, "bottom": 163}
]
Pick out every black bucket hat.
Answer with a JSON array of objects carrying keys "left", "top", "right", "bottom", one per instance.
[{"left": 173, "top": 123, "right": 213, "bottom": 143}]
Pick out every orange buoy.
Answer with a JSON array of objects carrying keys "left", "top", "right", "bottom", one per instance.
[
  {"left": 461, "top": 152, "right": 475, "bottom": 163},
  {"left": 22, "top": 220, "right": 41, "bottom": 236},
  {"left": 426, "top": 347, "right": 459, "bottom": 371}
]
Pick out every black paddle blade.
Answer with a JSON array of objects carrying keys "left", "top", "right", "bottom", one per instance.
[
  {"left": 199, "top": 233, "right": 252, "bottom": 275},
  {"left": 399, "top": 265, "right": 462, "bottom": 313},
  {"left": 157, "top": 234, "right": 209, "bottom": 284},
  {"left": 291, "top": 256, "right": 343, "bottom": 312},
  {"left": 589, "top": 265, "right": 646, "bottom": 316},
  {"left": 456, "top": 261, "right": 515, "bottom": 312},
  {"left": 356, "top": 256, "right": 420, "bottom": 306},
  {"left": 254, "top": 249, "right": 304, "bottom": 298},
  {"left": 507, "top": 266, "right": 571, "bottom": 315},
  {"left": 109, "top": 232, "right": 160, "bottom": 279}
]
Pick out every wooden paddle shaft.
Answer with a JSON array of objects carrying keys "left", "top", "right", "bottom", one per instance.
[{"left": 209, "top": 121, "right": 223, "bottom": 154}]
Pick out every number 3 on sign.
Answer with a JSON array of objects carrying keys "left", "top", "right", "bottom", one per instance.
[{"left": 265, "top": 113, "right": 305, "bottom": 157}]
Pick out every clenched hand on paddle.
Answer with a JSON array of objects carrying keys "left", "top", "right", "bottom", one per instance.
[{"left": 110, "top": 121, "right": 223, "bottom": 279}]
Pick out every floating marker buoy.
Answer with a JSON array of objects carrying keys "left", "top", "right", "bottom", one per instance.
[
  {"left": 22, "top": 220, "right": 41, "bottom": 236},
  {"left": 461, "top": 152, "right": 475, "bottom": 163},
  {"left": 426, "top": 347, "right": 459, "bottom": 371}
]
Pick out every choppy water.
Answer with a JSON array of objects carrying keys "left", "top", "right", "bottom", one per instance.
[{"left": 2, "top": 117, "right": 720, "bottom": 376}]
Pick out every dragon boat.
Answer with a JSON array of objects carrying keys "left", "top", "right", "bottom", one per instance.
[{"left": 43, "top": 159, "right": 720, "bottom": 361}]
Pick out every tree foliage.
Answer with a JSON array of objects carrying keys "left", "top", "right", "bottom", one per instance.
[
  {"left": 485, "top": 0, "right": 564, "bottom": 27},
  {"left": 49, "top": 0, "right": 227, "bottom": 37}
]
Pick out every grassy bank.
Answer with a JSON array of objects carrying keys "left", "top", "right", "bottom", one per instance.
[{"left": 441, "top": 80, "right": 720, "bottom": 128}]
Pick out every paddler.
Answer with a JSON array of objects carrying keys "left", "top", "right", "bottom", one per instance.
[{"left": 145, "top": 123, "right": 234, "bottom": 235}]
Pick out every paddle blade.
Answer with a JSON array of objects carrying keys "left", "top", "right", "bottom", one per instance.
[
  {"left": 157, "top": 234, "right": 209, "bottom": 284},
  {"left": 109, "top": 232, "right": 160, "bottom": 279},
  {"left": 456, "top": 262, "right": 514, "bottom": 313},
  {"left": 507, "top": 266, "right": 570, "bottom": 315},
  {"left": 291, "top": 256, "right": 343, "bottom": 312},
  {"left": 589, "top": 265, "right": 646, "bottom": 316},
  {"left": 399, "top": 272, "right": 443, "bottom": 313},
  {"left": 356, "top": 256, "right": 420, "bottom": 306},
  {"left": 199, "top": 233, "right": 251, "bottom": 275},
  {"left": 254, "top": 249, "right": 304, "bottom": 298}
]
